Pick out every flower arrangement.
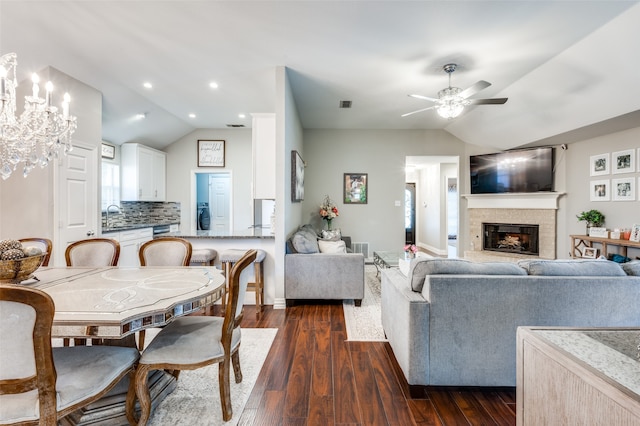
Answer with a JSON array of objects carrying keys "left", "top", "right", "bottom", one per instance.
[
  {"left": 404, "top": 244, "right": 417, "bottom": 254},
  {"left": 319, "top": 195, "right": 339, "bottom": 229}
]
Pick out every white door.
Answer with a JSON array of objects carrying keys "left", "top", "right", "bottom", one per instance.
[
  {"left": 209, "top": 174, "right": 231, "bottom": 233},
  {"left": 56, "top": 144, "right": 98, "bottom": 265}
]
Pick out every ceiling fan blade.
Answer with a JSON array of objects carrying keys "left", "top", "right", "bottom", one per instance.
[
  {"left": 468, "top": 98, "right": 508, "bottom": 105},
  {"left": 459, "top": 80, "right": 491, "bottom": 99},
  {"left": 409, "top": 94, "right": 439, "bottom": 102},
  {"left": 401, "top": 106, "right": 436, "bottom": 117}
]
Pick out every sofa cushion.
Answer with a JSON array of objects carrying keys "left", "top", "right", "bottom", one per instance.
[
  {"left": 291, "top": 225, "right": 319, "bottom": 254},
  {"left": 621, "top": 260, "right": 640, "bottom": 276},
  {"left": 409, "top": 258, "right": 526, "bottom": 292},
  {"left": 318, "top": 239, "right": 347, "bottom": 253},
  {"left": 518, "top": 259, "right": 626, "bottom": 276}
]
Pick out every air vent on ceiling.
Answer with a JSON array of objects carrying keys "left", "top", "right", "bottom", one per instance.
[
  {"left": 339, "top": 100, "right": 352, "bottom": 109},
  {"left": 226, "top": 124, "right": 245, "bottom": 128}
]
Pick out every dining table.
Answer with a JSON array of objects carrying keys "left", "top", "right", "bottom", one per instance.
[{"left": 22, "top": 265, "right": 226, "bottom": 426}]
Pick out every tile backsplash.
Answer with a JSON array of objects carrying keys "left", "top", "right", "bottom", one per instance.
[{"left": 103, "top": 202, "right": 180, "bottom": 228}]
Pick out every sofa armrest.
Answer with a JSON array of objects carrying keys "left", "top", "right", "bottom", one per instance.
[
  {"left": 381, "top": 268, "right": 430, "bottom": 385},
  {"left": 285, "top": 253, "right": 364, "bottom": 300}
]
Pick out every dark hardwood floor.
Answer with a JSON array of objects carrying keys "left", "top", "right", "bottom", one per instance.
[{"left": 226, "top": 303, "right": 516, "bottom": 426}]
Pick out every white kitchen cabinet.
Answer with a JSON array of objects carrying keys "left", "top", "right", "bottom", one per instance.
[
  {"left": 252, "top": 113, "right": 276, "bottom": 199},
  {"left": 107, "top": 227, "right": 153, "bottom": 267},
  {"left": 121, "top": 143, "right": 166, "bottom": 201}
]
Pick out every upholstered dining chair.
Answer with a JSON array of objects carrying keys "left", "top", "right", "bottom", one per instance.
[
  {"left": 65, "top": 238, "right": 120, "bottom": 267},
  {"left": 138, "top": 237, "right": 192, "bottom": 266},
  {"left": 126, "top": 249, "right": 257, "bottom": 425},
  {"left": 19, "top": 237, "right": 53, "bottom": 267},
  {"left": 0, "top": 284, "right": 139, "bottom": 425}
]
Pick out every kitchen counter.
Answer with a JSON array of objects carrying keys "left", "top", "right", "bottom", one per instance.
[
  {"left": 102, "top": 222, "right": 179, "bottom": 233},
  {"left": 161, "top": 228, "right": 275, "bottom": 239}
]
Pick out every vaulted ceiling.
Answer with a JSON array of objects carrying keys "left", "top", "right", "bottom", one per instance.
[{"left": 2, "top": 1, "right": 639, "bottom": 151}]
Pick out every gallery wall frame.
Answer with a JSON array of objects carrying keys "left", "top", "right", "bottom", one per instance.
[
  {"left": 101, "top": 143, "right": 115, "bottom": 159},
  {"left": 197, "top": 140, "right": 225, "bottom": 167},
  {"left": 612, "top": 149, "right": 635, "bottom": 174},
  {"left": 344, "top": 173, "right": 368, "bottom": 204},
  {"left": 589, "top": 179, "right": 610, "bottom": 202},
  {"left": 612, "top": 177, "right": 636, "bottom": 201},
  {"left": 291, "top": 150, "right": 305, "bottom": 202},
  {"left": 589, "top": 153, "right": 610, "bottom": 176}
]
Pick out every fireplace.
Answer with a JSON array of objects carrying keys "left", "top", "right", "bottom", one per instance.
[{"left": 483, "top": 223, "right": 539, "bottom": 256}]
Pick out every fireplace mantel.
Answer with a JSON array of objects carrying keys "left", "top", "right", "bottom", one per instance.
[{"left": 462, "top": 192, "right": 565, "bottom": 210}]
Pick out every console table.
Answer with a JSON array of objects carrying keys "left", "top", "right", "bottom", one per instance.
[
  {"left": 570, "top": 234, "right": 640, "bottom": 259},
  {"left": 517, "top": 327, "right": 640, "bottom": 425}
]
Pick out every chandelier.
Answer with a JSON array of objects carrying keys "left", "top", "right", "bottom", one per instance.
[
  {"left": 436, "top": 86, "right": 469, "bottom": 119},
  {"left": 0, "top": 52, "right": 77, "bottom": 180}
]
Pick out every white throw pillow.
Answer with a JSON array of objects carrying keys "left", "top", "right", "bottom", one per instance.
[{"left": 318, "top": 239, "right": 347, "bottom": 254}]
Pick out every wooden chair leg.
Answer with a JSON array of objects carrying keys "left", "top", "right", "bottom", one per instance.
[
  {"left": 232, "top": 349, "right": 242, "bottom": 383},
  {"left": 134, "top": 364, "right": 153, "bottom": 426},
  {"left": 219, "top": 358, "right": 233, "bottom": 421},
  {"left": 125, "top": 370, "right": 139, "bottom": 425}
]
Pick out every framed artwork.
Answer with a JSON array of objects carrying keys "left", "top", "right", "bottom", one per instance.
[
  {"left": 612, "top": 177, "right": 635, "bottom": 201},
  {"left": 630, "top": 224, "right": 640, "bottom": 243},
  {"left": 612, "top": 149, "right": 635, "bottom": 174},
  {"left": 589, "top": 179, "right": 610, "bottom": 201},
  {"left": 582, "top": 247, "right": 598, "bottom": 259},
  {"left": 101, "top": 143, "right": 115, "bottom": 159},
  {"left": 589, "top": 153, "right": 609, "bottom": 176},
  {"left": 344, "top": 173, "right": 368, "bottom": 204},
  {"left": 197, "top": 140, "right": 225, "bottom": 167},
  {"left": 291, "top": 150, "right": 305, "bottom": 202}
]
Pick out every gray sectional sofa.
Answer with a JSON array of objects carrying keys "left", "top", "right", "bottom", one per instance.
[
  {"left": 381, "top": 258, "right": 640, "bottom": 389},
  {"left": 285, "top": 224, "right": 364, "bottom": 305}
]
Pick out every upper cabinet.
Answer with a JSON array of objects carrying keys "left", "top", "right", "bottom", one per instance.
[
  {"left": 121, "top": 143, "right": 166, "bottom": 201},
  {"left": 252, "top": 113, "right": 276, "bottom": 199}
]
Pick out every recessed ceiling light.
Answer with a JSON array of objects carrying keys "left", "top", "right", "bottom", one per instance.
[
  {"left": 209, "top": 82, "right": 219, "bottom": 89},
  {"left": 238, "top": 113, "right": 246, "bottom": 119},
  {"left": 189, "top": 113, "right": 196, "bottom": 118},
  {"left": 143, "top": 82, "right": 152, "bottom": 89},
  {"left": 135, "top": 113, "right": 147, "bottom": 120}
]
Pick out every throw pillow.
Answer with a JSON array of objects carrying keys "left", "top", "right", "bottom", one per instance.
[
  {"left": 318, "top": 239, "right": 347, "bottom": 254},
  {"left": 518, "top": 259, "right": 626, "bottom": 276},
  {"left": 621, "top": 260, "right": 640, "bottom": 276},
  {"left": 321, "top": 229, "right": 342, "bottom": 241},
  {"left": 291, "top": 227, "right": 319, "bottom": 254}
]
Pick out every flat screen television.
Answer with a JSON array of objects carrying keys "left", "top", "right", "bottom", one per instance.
[{"left": 470, "top": 147, "right": 554, "bottom": 194}]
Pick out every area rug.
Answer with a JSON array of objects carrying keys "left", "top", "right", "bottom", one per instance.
[
  {"left": 343, "top": 265, "right": 387, "bottom": 341},
  {"left": 148, "top": 328, "right": 278, "bottom": 426}
]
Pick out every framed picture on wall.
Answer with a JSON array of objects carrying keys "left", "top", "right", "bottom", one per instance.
[
  {"left": 589, "top": 179, "right": 610, "bottom": 201},
  {"left": 612, "top": 149, "right": 635, "bottom": 174},
  {"left": 291, "top": 150, "right": 305, "bottom": 202},
  {"left": 344, "top": 173, "right": 368, "bottom": 204},
  {"left": 197, "top": 140, "right": 225, "bottom": 167},
  {"left": 101, "top": 143, "right": 115, "bottom": 160},
  {"left": 589, "top": 153, "right": 609, "bottom": 176},
  {"left": 612, "top": 177, "right": 635, "bottom": 201}
]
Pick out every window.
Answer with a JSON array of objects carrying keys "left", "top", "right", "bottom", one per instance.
[{"left": 101, "top": 162, "right": 120, "bottom": 211}]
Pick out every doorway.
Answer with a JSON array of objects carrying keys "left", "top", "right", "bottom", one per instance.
[
  {"left": 195, "top": 172, "right": 231, "bottom": 233},
  {"left": 405, "top": 183, "right": 416, "bottom": 245}
]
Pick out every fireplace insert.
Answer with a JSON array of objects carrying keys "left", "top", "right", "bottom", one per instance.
[{"left": 483, "top": 223, "right": 539, "bottom": 255}]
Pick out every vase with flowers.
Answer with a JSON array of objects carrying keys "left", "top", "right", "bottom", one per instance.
[
  {"left": 404, "top": 244, "right": 418, "bottom": 258},
  {"left": 319, "top": 195, "right": 339, "bottom": 230}
]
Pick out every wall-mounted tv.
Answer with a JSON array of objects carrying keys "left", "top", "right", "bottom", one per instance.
[{"left": 470, "top": 147, "right": 554, "bottom": 194}]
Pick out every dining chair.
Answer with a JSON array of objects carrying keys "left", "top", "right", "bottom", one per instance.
[
  {"left": 126, "top": 249, "right": 257, "bottom": 425},
  {"left": 18, "top": 237, "right": 52, "bottom": 267},
  {"left": 65, "top": 238, "right": 120, "bottom": 267},
  {"left": 138, "top": 237, "right": 192, "bottom": 266},
  {"left": 0, "top": 284, "right": 139, "bottom": 425}
]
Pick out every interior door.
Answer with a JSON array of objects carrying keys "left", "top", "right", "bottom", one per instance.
[
  {"left": 56, "top": 144, "right": 98, "bottom": 265},
  {"left": 405, "top": 183, "right": 416, "bottom": 244},
  {"left": 209, "top": 174, "right": 231, "bottom": 233}
]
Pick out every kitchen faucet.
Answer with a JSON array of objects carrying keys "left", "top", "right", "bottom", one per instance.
[{"left": 105, "top": 204, "right": 121, "bottom": 228}]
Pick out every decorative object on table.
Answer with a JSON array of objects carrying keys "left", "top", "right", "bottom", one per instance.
[
  {"left": 582, "top": 247, "right": 598, "bottom": 259},
  {"left": 576, "top": 209, "right": 605, "bottom": 234},
  {"left": 630, "top": 224, "right": 640, "bottom": 243},
  {"left": 612, "top": 177, "right": 636, "bottom": 201},
  {"left": 404, "top": 244, "right": 418, "bottom": 258},
  {"left": 0, "top": 239, "right": 46, "bottom": 282},
  {"left": 612, "top": 149, "right": 635, "bottom": 174},
  {"left": 588, "top": 227, "right": 608, "bottom": 238},
  {"left": 589, "top": 153, "right": 610, "bottom": 176},
  {"left": 197, "top": 139, "right": 225, "bottom": 167},
  {"left": 344, "top": 173, "right": 367, "bottom": 204},
  {"left": 0, "top": 52, "right": 77, "bottom": 180},
  {"left": 291, "top": 150, "right": 305, "bottom": 202},
  {"left": 319, "top": 195, "right": 339, "bottom": 230},
  {"left": 589, "top": 179, "right": 610, "bottom": 201},
  {"left": 101, "top": 142, "right": 115, "bottom": 159}
]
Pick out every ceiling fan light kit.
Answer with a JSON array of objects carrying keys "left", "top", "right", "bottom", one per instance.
[{"left": 404, "top": 63, "right": 507, "bottom": 119}]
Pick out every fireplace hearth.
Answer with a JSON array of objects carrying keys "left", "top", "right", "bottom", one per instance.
[{"left": 483, "top": 223, "right": 539, "bottom": 256}]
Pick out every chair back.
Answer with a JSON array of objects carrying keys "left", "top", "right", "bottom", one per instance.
[
  {"left": 138, "top": 237, "right": 192, "bottom": 266},
  {"left": 222, "top": 250, "right": 257, "bottom": 346},
  {"left": 65, "top": 238, "right": 120, "bottom": 267},
  {"left": 19, "top": 238, "right": 53, "bottom": 267},
  {"left": 0, "top": 284, "right": 57, "bottom": 424}
]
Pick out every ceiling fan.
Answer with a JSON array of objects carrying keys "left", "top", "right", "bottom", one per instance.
[{"left": 402, "top": 63, "right": 508, "bottom": 119}]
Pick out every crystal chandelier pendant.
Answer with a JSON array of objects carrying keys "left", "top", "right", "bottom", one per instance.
[{"left": 0, "top": 52, "right": 78, "bottom": 180}]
